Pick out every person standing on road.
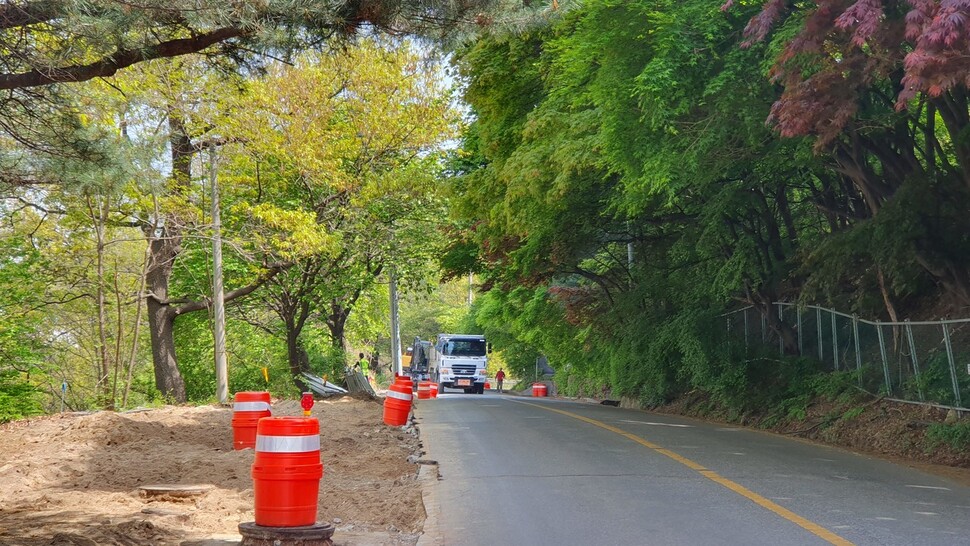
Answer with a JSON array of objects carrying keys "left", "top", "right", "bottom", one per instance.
[
  {"left": 495, "top": 368, "right": 506, "bottom": 393},
  {"left": 355, "top": 352, "right": 372, "bottom": 385}
]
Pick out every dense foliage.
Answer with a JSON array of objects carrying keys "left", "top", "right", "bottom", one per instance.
[
  {"left": 447, "top": 0, "right": 970, "bottom": 410},
  {"left": 2, "top": 0, "right": 969, "bottom": 416},
  {"left": 0, "top": 38, "right": 458, "bottom": 410}
]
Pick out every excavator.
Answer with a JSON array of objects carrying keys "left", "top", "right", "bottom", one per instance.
[{"left": 406, "top": 337, "right": 433, "bottom": 388}]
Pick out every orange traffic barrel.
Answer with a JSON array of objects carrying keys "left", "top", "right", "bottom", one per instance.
[
  {"left": 416, "top": 381, "right": 432, "bottom": 400},
  {"left": 532, "top": 383, "right": 548, "bottom": 397},
  {"left": 485, "top": 381, "right": 491, "bottom": 390},
  {"left": 383, "top": 380, "right": 413, "bottom": 426},
  {"left": 232, "top": 391, "right": 272, "bottom": 450},
  {"left": 429, "top": 383, "right": 439, "bottom": 398},
  {"left": 252, "top": 417, "right": 323, "bottom": 527}
]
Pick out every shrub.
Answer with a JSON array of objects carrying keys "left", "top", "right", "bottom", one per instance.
[
  {"left": 0, "top": 370, "right": 42, "bottom": 423},
  {"left": 926, "top": 420, "right": 970, "bottom": 452}
]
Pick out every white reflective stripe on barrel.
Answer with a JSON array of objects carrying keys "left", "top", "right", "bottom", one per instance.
[
  {"left": 234, "top": 401, "right": 271, "bottom": 412},
  {"left": 386, "top": 390, "right": 413, "bottom": 401},
  {"left": 255, "top": 434, "right": 320, "bottom": 453}
]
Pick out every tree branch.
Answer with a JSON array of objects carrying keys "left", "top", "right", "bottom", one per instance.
[
  {"left": 0, "top": 1, "right": 61, "bottom": 30},
  {"left": 0, "top": 26, "right": 247, "bottom": 90},
  {"left": 172, "top": 261, "right": 290, "bottom": 316}
]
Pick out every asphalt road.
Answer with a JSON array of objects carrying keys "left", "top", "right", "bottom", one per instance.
[{"left": 414, "top": 391, "right": 970, "bottom": 546}]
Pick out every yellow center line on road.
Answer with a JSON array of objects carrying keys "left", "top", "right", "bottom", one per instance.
[{"left": 517, "top": 401, "right": 854, "bottom": 546}]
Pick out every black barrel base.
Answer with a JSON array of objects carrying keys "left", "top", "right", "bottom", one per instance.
[{"left": 238, "top": 521, "right": 335, "bottom": 546}]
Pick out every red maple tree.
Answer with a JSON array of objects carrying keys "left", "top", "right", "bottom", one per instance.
[{"left": 723, "top": 0, "right": 970, "bottom": 193}]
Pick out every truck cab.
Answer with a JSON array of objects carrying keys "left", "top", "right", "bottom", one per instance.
[{"left": 430, "top": 334, "right": 488, "bottom": 394}]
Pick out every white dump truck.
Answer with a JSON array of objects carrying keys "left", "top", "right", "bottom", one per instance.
[{"left": 430, "top": 334, "right": 488, "bottom": 394}]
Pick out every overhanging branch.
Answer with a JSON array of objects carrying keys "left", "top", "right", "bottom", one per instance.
[
  {"left": 172, "top": 261, "right": 291, "bottom": 316},
  {"left": 0, "top": 26, "right": 247, "bottom": 90},
  {"left": 0, "top": 1, "right": 61, "bottom": 30}
]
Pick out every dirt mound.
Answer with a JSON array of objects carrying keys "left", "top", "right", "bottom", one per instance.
[{"left": 0, "top": 396, "right": 425, "bottom": 545}]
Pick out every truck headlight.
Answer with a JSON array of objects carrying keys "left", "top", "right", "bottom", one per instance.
[{"left": 440, "top": 368, "right": 450, "bottom": 375}]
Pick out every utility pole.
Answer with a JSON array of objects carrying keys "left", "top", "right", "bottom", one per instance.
[
  {"left": 211, "top": 147, "right": 228, "bottom": 405},
  {"left": 389, "top": 269, "right": 402, "bottom": 376},
  {"left": 468, "top": 271, "right": 473, "bottom": 305}
]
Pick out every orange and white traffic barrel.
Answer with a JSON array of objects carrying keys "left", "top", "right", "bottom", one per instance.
[
  {"left": 232, "top": 391, "right": 272, "bottom": 450},
  {"left": 416, "top": 381, "right": 432, "bottom": 400},
  {"left": 532, "top": 383, "right": 548, "bottom": 397},
  {"left": 251, "top": 417, "right": 323, "bottom": 527},
  {"left": 383, "top": 379, "right": 413, "bottom": 426}
]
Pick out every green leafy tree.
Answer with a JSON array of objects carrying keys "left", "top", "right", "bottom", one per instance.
[
  {"left": 219, "top": 41, "right": 459, "bottom": 389},
  {"left": 725, "top": 0, "right": 970, "bottom": 306},
  {"left": 446, "top": 0, "right": 858, "bottom": 404}
]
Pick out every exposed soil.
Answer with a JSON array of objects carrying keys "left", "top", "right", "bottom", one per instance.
[{"left": 0, "top": 396, "right": 426, "bottom": 546}]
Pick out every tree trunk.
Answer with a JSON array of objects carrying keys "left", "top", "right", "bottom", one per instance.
[
  {"left": 143, "top": 114, "right": 192, "bottom": 403},
  {"left": 327, "top": 304, "right": 350, "bottom": 353},
  {"left": 934, "top": 91, "right": 970, "bottom": 190},
  {"left": 914, "top": 253, "right": 970, "bottom": 307},
  {"left": 144, "top": 205, "right": 186, "bottom": 402},
  {"left": 752, "top": 294, "right": 798, "bottom": 356},
  {"left": 146, "top": 297, "right": 186, "bottom": 402},
  {"left": 285, "top": 327, "right": 311, "bottom": 393},
  {"left": 88, "top": 194, "right": 112, "bottom": 408}
]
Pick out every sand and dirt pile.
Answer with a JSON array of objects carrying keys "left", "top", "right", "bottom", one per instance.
[{"left": 0, "top": 396, "right": 426, "bottom": 546}]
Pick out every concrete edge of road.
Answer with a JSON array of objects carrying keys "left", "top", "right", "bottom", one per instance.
[
  {"left": 415, "top": 455, "right": 441, "bottom": 546},
  {"left": 412, "top": 409, "right": 441, "bottom": 546}
]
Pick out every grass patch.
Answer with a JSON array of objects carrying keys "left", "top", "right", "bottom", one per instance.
[
  {"left": 926, "top": 420, "right": 970, "bottom": 451},
  {"left": 840, "top": 407, "right": 865, "bottom": 421}
]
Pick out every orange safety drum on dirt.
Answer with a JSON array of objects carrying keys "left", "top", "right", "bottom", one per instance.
[
  {"left": 251, "top": 417, "right": 323, "bottom": 527},
  {"left": 532, "top": 383, "right": 548, "bottom": 397},
  {"left": 383, "top": 379, "right": 413, "bottom": 426},
  {"left": 232, "top": 391, "right": 272, "bottom": 450}
]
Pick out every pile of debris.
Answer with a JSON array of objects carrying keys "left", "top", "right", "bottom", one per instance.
[{"left": 302, "top": 370, "right": 374, "bottom": 398}]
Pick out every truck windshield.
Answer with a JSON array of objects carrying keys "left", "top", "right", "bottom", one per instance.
[{"left": 441, "top": 339, "right": 487, "bottom": 357}]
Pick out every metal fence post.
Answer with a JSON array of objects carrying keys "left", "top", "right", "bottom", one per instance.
[
  {"left": 797, "top": 307, "right": 803, "bottom": 356},
  {"left": 816, "top": 307, "right": 824, "bottom": 361},
  {"left": 853, "top": 315, "right": 862, "bottom": 386},
  {"left": 877, "top": 321, "right": 892, "bottom": 395},
  {"left": 831, "top": 310, "right": 839, "bottom": 371},
  {"left": 942, "top": 324, "right": 962, "bottom": 407},
  {"left": 778, "top": 303, "right": 785, "bottom": 355},
  {"left": 761, "top": 313, "right": 766, "bottom": 344},
  {"left": 905, "top": 320, "right": 924, "bottom": 402}
]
